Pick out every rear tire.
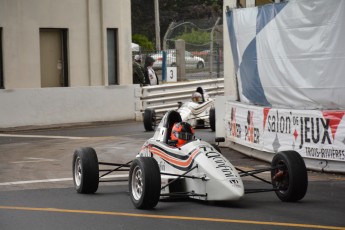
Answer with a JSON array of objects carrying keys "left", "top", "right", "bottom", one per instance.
[
  {"left": 72, "top": 147, "right": 99, "bottom": 194},
  {"left": 271, "top": 151, "right": 308, "bottom": 202},
  {"left": 211, "top": 144, "right": 221, "bottom": 153},
  {"left": 129, "top": 157, "right": 161, "bottom": 209},
  {"left": 143, "top": 109, "right": 156, "bottom": 131},
  {"left": 209, "top": 107, "right": 216, "bottom": 132},
  {"left": 197, "top": 61, "right": 204, "bottom": 69}
]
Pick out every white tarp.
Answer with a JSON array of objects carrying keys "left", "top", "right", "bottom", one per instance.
[
  {"left": 225, "top": 101, "right": 345, "bottom": 162},
  {"left": 132, "top": 43, "right": 140, "bottom": 52},
  {"left": 226, "top": 0, "right": 345, "bottom": 109}
]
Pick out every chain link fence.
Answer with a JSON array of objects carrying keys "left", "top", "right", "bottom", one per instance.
[{"left": 135, "top": 17, "right": 224, "bottom": 83}]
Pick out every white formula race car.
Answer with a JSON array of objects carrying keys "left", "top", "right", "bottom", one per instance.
[
  {"left": 73, "top": 110, "right": 308, "bottom": 209},
  {"left": 143, "top": 87, "right": 215, "bottom": 132}
]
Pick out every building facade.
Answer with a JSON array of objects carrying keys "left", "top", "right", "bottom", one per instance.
[
  {"left": 0, "top": 0, "right": 138, "bottom": 129},
  {"left": 0, "top": 0, "right": 133, "bottom": 88}
]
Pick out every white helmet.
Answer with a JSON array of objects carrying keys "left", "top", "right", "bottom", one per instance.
[{"left": 192, "top": 92, "right": 203, "bottom": 103}]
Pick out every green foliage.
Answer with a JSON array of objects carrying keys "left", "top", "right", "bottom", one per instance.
[
  {"left": 132, "top": 34, "right": 154, "bottom": 51},
  {"left": 175, "top": 29, "right": 211, "bottom": 45}
]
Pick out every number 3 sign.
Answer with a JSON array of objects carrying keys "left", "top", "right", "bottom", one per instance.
[{"left": 166, "top": 67, "right": 177, "bottom": 82}]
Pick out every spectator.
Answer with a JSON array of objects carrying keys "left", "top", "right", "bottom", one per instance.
[
  {"left": 132, "top": 55, "right": 146, "bottom": 86},
  {"left": 144, "top": 56, "right": 159, "bottom": 85}
]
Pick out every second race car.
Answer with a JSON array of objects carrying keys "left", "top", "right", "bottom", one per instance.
[{"left": 143, "top": 87, "right": 216, "bottom": 132}]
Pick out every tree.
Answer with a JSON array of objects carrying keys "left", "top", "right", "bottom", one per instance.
[
  {"left": 131, "top": 0, "right": 223, "bottom": 45},
  {"left": 175, "top": 29, "right": 211, "bottom": 45},
  {"left": 132, "top": 34, "right": 155, "bottom": 51}
]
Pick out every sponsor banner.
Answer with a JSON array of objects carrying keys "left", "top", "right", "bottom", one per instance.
[
  {"left": 226, "top": 0, "right": 345, "bottom": 109},
  {"left": 225, "top": 102, "right": 345, "bottom": 161}
]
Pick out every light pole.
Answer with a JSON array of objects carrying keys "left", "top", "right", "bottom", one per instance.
[{"left": 154, "top": 0, "right": 161, "bottom": 51}]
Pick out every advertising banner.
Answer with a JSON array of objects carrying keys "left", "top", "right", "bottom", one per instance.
[
  {"left": 226, "top": 0, "right": 345, "bottom": 109},
  {"left": 225, "top": 102, "right": 345, "bottom": 162}
]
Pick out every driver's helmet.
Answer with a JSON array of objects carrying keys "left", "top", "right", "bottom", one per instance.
[
  {"left": 192, "top": 92, "right": 203, "bottom": 104},
  {"left": 171, "top": 122, "right": 195, "bottom": 147}
]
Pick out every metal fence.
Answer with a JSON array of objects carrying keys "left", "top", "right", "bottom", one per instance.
[{"left": 138, "top": 47, "right": 224, "bottom": 82}]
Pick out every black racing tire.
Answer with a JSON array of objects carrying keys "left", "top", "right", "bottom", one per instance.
[
  {"left": 129, "top": 157, "right": 161, "bottom": 209},
  {"left": 72, "top": 147, "right": 99, "bottom": 194},
  {"left": 197, "top": 61, "right": 204, "bottom": 69},
  {"left": 209, "top": 107, "right": 216, "bottom": 132},
  {"left": 143, "top": 108, "right": 156, "bottom": 131},
  {"left": 211, "top": 144, "right": 221, "bottom": 153},
  {"left": 271, "top": 151, "right": 308, "bottom": 202}
]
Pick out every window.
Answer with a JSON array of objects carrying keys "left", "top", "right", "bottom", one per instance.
[
  {"left": 107, "top": 29, "right": 118, "bottom": 85},
  {"left": 0, "top": 28, "right": 3, "bottom": 89}
]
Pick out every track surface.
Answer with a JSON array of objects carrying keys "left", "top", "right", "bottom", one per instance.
[{"left": 0, "top": 121, "right": 344, "bottom": 230}]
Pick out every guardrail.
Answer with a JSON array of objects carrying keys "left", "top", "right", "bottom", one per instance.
[{"left": 135, "top": 78, "right": 224, "bottom": 120}]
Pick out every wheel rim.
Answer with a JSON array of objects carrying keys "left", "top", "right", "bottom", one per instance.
[
  {"left": 74, "top": 157, "right": 82, "bottom": 186},
  {"left": 131, "top": 166, "right": 143, "bottom": 200},
  {"left": 272, "top": 161, "right": 289, "bottom": 193}
]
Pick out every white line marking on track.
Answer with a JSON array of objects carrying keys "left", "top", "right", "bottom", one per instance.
[
  {"left": 0, "top": 174, "right": 129, "bottom": 186},
  {"left": 11, "top": 157, "right": 58, "bottom": 164},
  {"left": 96, "top": 147, "right": 125, "bottom": 150},
  {"left": 0, "top": 134, "right": 89, "bottom": 140}
]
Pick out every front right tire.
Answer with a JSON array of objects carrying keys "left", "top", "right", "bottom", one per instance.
[{"left": 143, "top": 108, "right": 156, "bottom": 131}]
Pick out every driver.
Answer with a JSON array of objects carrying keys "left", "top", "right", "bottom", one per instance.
[
  {"left": 192, "top": 92, "right": 203, "bottom": 104},
  {"left": 170, "top": 122, "right": 195, "bottom": 147}
]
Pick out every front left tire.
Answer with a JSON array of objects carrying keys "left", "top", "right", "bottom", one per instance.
[
  {"left": 271, "top": 151, "right": 308, "bottom": 202},
  {"left": 129, "top": 157, "right": 161, "bottom": 209}
]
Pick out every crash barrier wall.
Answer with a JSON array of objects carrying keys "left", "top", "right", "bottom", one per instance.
[
  {"left": 0, "top": 85, "right": 139, "bottom": 130},
  {"left": 215, "top": 97, "right": 345, "bottom": 174},
  {"left": 225, "top": 1, "right": 345, "bottom": 110},
  {"left": 136, "top": 78, "right": 225, "bottom": 121}
]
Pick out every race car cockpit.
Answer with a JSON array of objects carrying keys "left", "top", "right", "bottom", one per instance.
[
  {"left": 196, "top": 86, "right": 206, "bottom": 102},
  {"left": 161, "top": 110, "right": 182, "bottom": 145}
]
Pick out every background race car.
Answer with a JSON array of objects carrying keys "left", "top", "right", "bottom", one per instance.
[{"left": 143, "top": 87, "right": 216, "bottom": 132}]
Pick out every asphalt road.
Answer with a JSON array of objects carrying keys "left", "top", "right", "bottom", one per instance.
[{"left": 0, "top": 121, "right": 344, "bottom": 230}]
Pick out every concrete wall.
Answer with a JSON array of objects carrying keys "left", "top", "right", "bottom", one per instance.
[{"left": 0, "top": 85, "right": 140, "bottom": 129}]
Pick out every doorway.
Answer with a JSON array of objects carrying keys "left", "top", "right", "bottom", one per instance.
[{"left": 39, "top": 29, "right": 68, "bottom": 87}]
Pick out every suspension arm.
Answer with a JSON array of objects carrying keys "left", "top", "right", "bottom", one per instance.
[
  {"left": 99, "top": 160, "right": 132, "bottom": 178},
  {"left": 161, "top": 165, "right": 199, "bottom": 190},
  {"left": 160, "top": 191, "right": 207, "bottom": 198},
  {"left": 236, "top": 166, "right": 275, "bottom": 185},
  {"left": 245, "top": 188, "right": 280, "bottom": 194}
]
